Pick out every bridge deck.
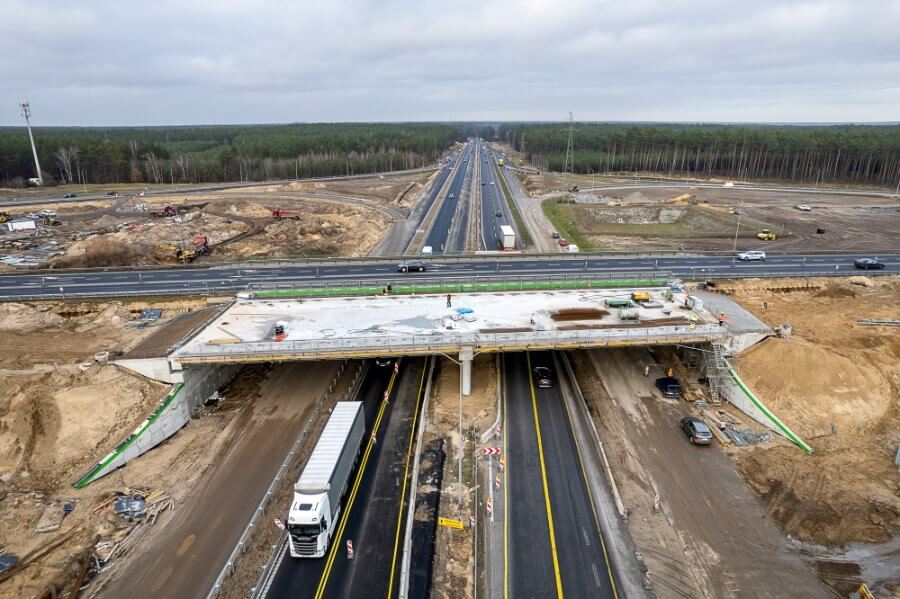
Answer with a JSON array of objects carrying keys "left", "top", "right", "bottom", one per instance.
[{"left": 171, "top": 288, "right": 737, "bottom": 365}]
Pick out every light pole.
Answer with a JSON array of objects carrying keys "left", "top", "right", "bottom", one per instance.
[
  {"left": 732, "top": 199, "right": 744, "bottom": 254},
  {"left": 20, "top": 101, "right": 43, "bottom": 186}
]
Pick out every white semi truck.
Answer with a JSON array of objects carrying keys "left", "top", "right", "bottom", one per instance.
[
  {"left": 287, "top": 401, "right": 365, "bottom": 558},
  {"left": 500, "top": 225, "right": 516, "bottom": 250}
]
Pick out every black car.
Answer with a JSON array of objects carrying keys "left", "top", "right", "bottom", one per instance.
[
  {"left": 680, "top": 416, "right": 713, "bottom": 445},
  {"left": 106, "top": 191, "right": 118, "bottom": 196},
  {"left": 495, "top": 211, "right": 502, "bottom": 217},
  {"left": 63, "top": 193, "right": 77, "bottom": 198},
  {"left": 532, "top": 366, "right": 553, "bottom": 388},
  {"left": 397, "top": 259, "right": 426, "bottom": 273},
  {"left": 854, "top": 258, "right": 885, "bottom": 270},
  {"left": 655, "top": 376, "right": 682, "bottom": 398}
]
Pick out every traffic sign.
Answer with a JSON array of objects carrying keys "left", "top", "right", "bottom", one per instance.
[
  {"left": 438, "top": 517, "right": 464, "bottom": 530},
  {"left": 481, "top": 447, "right": 501, "bottom": 455}
]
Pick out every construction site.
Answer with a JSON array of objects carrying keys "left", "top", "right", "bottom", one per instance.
[{"left": 0, "top": 170, "right": 435, "bottom": 269}]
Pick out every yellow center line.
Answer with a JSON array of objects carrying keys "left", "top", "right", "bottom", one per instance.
[
  {"left": 502, "top": 355, "right": 509, "bottom": 599},
  {"left": 315, "top": 361, "right": 401, "bottom": 599},
  {"left": 386, "top": 360, "right": 427, "bottom": 598},
  {"left": 558, "top": 358, "right": 619, "bottom": 599},
  {"left": 526, "top": 352, "right": 564, "bottom": 599}
]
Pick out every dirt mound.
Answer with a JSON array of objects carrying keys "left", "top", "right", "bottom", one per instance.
[
  {"left": 734, "top": 338, "right": 891, "bottom": 436},
  {"left": 0, "top": 365, "right": 162, "bottom": 489},
  {"left": 51, "top": 237, "right": 152, "bottom": 268},
  {"left": 727, "top": 277, "right": 900, "bottom": 546}
]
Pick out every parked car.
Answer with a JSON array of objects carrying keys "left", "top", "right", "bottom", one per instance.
[
  {"left": 737, "top": 250, "right": 766, "bottom": 261},
  {"left": 680, "top": 416, "right": 713, "bottom": 445},
  {"left": 448, "top": 193, "right": 455, "bottom": 199},
  {"left": 375, "top": 357, "right": 393, "bottom": 367},
  {"left": 655, "top": 376, "right": 682, "bottom": 398},
  {"left": 63, "top": 193, "right": 76, "bottom": 198},
  {"left": 551, "top": 231, "right": 560, "bottom": 239},
  {"left": 532, "top": 366, "right": 553, "bottom": 389},
  {"left": 38, "top": 209, "right": 56, "bottom": 217},
  {"left": 854, "top": 258, "right": 885, "bottom": 270},
  {"left": 795, "top": 204, "right": 812, "bottom": 211},
  {"left": 397, "top": 259, "right": 426, "bottom": 273}
]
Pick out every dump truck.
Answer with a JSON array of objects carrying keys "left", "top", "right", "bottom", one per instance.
[
  {"left": 287, "top": 401, "right": 365, "bottom": 558},
  {"left": 150, "top": 205, "right": 176, "bottom": 218},
  {"left": 500, "top": 225, "right": 516, "bottom": 250},
  {"left": 757, "top": 229, "right": 776, "bottom": 241},
  {"left": 272, "top": 208, "right": 301, "bottom": 220},
  {"left": 42, "top": 217, "right": 62, "bottom": 226}
]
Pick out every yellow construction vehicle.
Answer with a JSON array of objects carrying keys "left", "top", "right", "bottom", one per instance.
[
  {"left": 757, "top": 229, "right": 777, "bottom": 241},
  {"left": 42, "top": 216, "right": 62, "bottom": 226},
  {"left": 497, "top": 158, "right": 504, "bottom": 167},
  {"left": 0, "top": 212, "right": 10, "bottom": 223}
]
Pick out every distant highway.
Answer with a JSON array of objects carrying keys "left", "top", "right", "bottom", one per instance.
[
  {"left": 424, "top": 143, "right": 473, "bottom": 254},
  {"left": 0, "top": 253, "right": 896, "bottom": 299},
  {"left": 478, "top": 143, "right": 517, "bottom": 250}
]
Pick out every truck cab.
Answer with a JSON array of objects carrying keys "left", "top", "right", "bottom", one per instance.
[{"left": 287, "top": 492, "right": 334, "bottom": 558}]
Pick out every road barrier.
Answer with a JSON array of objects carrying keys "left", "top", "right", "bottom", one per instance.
[{"left": 208, "top": 359, "right": 361, "bottom": 599}]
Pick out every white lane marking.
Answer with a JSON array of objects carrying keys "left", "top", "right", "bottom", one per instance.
[
  {"left": 592, "top": 564, "right": 602, "bottom": 587},
  {"left": 581, "top": 527, "right": 591, "bottom": 546}
]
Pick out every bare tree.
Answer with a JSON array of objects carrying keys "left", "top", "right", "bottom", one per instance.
[
  {"left": 144, "top": 152, "right": 162, "bottom": 183},
  {"left": 176, "top": 154, "right": 190, "bottom": 182},
  {"left": 55, "top": 146, "right": 75, "bottom": 184},
  {"left": 263, "top": 157, "right": 274, "bottom": 179}
]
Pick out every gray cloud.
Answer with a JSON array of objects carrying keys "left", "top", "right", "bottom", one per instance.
[{"left": 1, "top": 0, "right": 898, "bottom": 124}]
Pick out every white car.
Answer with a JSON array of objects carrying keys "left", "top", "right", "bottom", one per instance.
[
  {"left": 737, "top": 250, "right": 766, "bottom": 261},
  {"left": 795, "top": 204, "right": 812, "bottom": 211},
  {"left": 39, "top": 209, "right": 57, "bottom": 217}
]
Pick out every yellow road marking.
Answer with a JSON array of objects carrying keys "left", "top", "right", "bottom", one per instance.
[
  {"left": 386, "top": 361, "right": 426, "bottom": 598},
  {"left": 502, "top": 356, "right": 509, "bottom": 599},
  {"left": 315, "top": 362, "right": 401, "bottom": 599},
  {"left": 558, "top": 360, "right": 619, "bottom": 599},
  {"left": 526, "top": 352, "right": 564, "bottom": 599}
]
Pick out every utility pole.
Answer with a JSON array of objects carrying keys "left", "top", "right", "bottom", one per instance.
[
  {"left": 20, "top": 101, "right": 43, "bottom": 186},
  {"left": 563, "top": 112, "right": 575, "bottom": 192},
  {"left": 732, "top": 199, "right": 744, "bottom": 253}
]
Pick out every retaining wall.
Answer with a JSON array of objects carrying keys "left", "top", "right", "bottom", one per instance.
[{"left": 73, "top": 363, "right": 240, "bottom": 487}]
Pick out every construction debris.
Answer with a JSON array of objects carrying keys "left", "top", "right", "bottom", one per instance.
[
  {"left": 725, "top": 428, "right": 772, "bottom": 446},
  {"left": 35, "top": 501, "right": 74, "bottom": 533},
  {"left": 114, "top": 494, "right": 147, "bottom": 521}
]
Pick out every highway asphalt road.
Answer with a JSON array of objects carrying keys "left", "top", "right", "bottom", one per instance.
[
  {"left": 504, "top": 352, "right": 617, "bottom": 598},
  {"left": 424, "top": 142, "right": 473, "bottom": 254},
  {"left": 478, "top": 143, "right": 516, "bottom": 251},
  {"left": 266, "top": 358, "right": 423, "bottom": 599},
  {"left": 1, "top": 253, "right": 896, "bottom": 299}
]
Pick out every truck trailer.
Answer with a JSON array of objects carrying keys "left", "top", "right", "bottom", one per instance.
[
  {"left": 287, "top": 401, "right": 365, "bottom": 558},
  {"left": 499, "top": 225, "right": 516, "bottom": 250}
]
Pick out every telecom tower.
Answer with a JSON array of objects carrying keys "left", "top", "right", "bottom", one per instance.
[
  {"left": 20, "top": 101, "right": 43, "bottom": 186},
  {"left": 563, "top": 111, "right": 575, "bottom": 191}
]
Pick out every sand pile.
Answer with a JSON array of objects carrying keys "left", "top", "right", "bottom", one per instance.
[
  {"left": 0, "top": 365, "right": 162, "bottom": 488},
  {"left": 726, "top": 276, "right": 900, "bottom": 545}
]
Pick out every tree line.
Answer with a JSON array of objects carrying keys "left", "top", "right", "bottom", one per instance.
[
  {"left": 496, "top": 123, "right": 900, "bottom": 187},
  {"left": 0, "top": 123, "right": 464, "bottom": 187}
]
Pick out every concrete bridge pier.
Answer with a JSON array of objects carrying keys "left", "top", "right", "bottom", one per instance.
[{"left": 460, "top": 346, "right": 474, "bottom": 396}]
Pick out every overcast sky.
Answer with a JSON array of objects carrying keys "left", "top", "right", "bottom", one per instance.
[{"left": 2, "top": 0, "right": 899, "bottom": 126}]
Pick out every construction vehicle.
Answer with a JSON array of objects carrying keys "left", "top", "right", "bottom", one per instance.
[
  {"left": 0, "top": 212, "right": 10, "bottom": 223},
  {"left": 155, "top": 236, "right": 209, "bottom": 263},
  {"left": 272, "top": 208, "right": 301, "bottom": 220},
  {"left": 631, "top": 291, "right": 651, "bottom": 302},
  {"left": 498, "top": 158, "right": 504, "bottom": 167},
  {"left": 757, "top": 229, "right": 777, "bottom": 241},
  {"left": 42, "top": 217, "right": 62, "bottom": 226},
  {"left": 287, "top": 401, "right": 365, "bottom": 558},
  {"left": 150, "top": 205, "right": 176, "bottom": 218}
]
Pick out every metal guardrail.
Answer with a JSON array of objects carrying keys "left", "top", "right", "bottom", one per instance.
[
  {"left": 175, "top": 325, "right": 729, "bottom": 364},
  {"left": 206, "top": 359, "right": 360, "bottom": 599},
  {"left": 2, "top": 248, "right": 897, "bottom": 278},
  {"left": 0, "top": 268, "right": 895, "bottom": 302}
]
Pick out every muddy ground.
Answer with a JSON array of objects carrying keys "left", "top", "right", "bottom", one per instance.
[
  {"left": 521, "top": 172, "right": 899, "bottom": 253},
  {"left": 0, "top": 299, "right": 247, "bottom": 598},
  {"left": 0, "top": 172, "right": 434, "bottom": 269},
  {"left": 423, "top": 355, "right": 497, "bottom": 599}
]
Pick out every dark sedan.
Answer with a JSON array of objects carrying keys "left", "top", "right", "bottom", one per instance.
[
  {"left": 854, "top": 258, "right": 885, "bottom": 270},
  {"left": 680, "top": 416, "right": 713, "bottom": 445},
  {"left": 532, "top": 366, "right": 553, "bottom": 389}
]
